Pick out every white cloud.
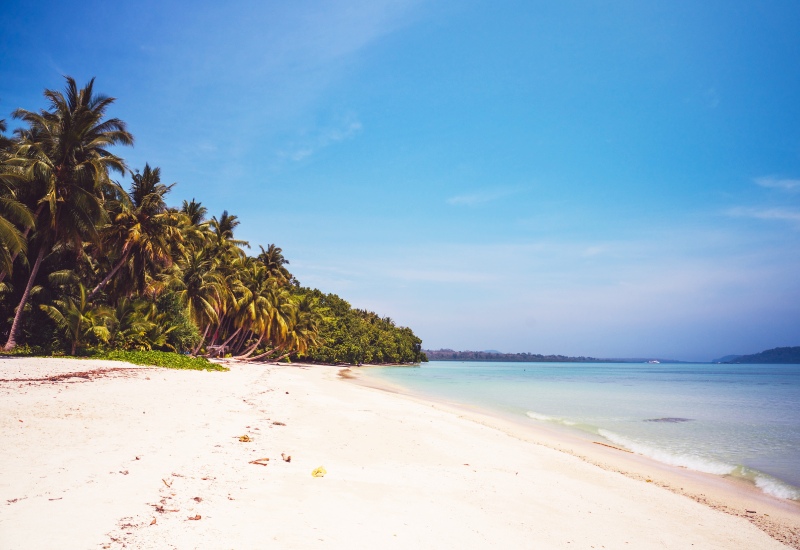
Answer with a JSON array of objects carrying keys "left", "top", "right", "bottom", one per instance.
[
  {"left": 387, "top": 268, "right": 498, "bottom": 284},
  {"left": 446, "top": 187, "right": 522, "bottom": 206},
  {"left": 287, "top": 148, "right": 313, "bottom": 161},
  {"left": 279, "top": 116, "right": 363, "bottom": 161},
  {"left": 727, "top": 207, "right": 800, "bottom": 225},
  {"left": 754, "top": 176, "right": 800, "bottom": 191},
  {"left": 581, "top": 245, "right": 608, "bottom": 257}
]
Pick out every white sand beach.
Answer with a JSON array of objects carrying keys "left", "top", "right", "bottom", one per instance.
[{"left": 1, "top": 357, "right": 798, "bottom": 549}]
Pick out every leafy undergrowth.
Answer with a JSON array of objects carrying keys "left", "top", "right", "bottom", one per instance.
[{"left": 90, "top": 350, "right": 228, "bottom": 371}]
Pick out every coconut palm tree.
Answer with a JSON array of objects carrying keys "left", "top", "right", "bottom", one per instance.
[
  {"left": 168, "top": 248, "right": 226, "bottom": 353},
  {"left": 177, "top": 198, "right": 210, "bottom": 251},
  {"left": 3, "top": 76, "right": 133, "bottom": 350},
  {"left": 40, "top": 283, "right": 111, "bottom": 355},
  {"left": 209, "top": 210, "right": 249, "bottom": 257},
  {"left": 88, "top": 163, "right": 180, "bottom": 300},
  {"left": 0, "top": 120, "right": 34, "bottom": 279},
  {"left": 257, "top": 244, "right": 291, "bottom": 284},
  {"left": 181, "top": 198, "right": 207, "bottom": 226}
]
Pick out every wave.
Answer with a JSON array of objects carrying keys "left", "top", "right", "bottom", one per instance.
[
  {"left": 598, "top": 430, "right": 800, "bottom": 500},
  {"left": 754, "top": 474, "right": 800, "bottom": 500},
  {"left": 597, "top": 429, "right": 736, "bottom": 475},
  {"left": 525, "top": 411, "right": 576, "bottom": 426}
]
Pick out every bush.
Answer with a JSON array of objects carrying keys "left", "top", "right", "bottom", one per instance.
[{"left": 90, "top": 350, "right": 227, "bottom": 371}]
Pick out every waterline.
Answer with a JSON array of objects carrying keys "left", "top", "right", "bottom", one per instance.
[{"left": 368, "top": 361, "right": 800, "bottom": 501}]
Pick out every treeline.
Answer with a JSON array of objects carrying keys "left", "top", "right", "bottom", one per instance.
[
  {"left": 424, "top": 349, "right": 603, "bottom": 362},
  {"left": 303, "top": 291, "right": 425, "bottom": 364},
  {"left": 0, "top": 76, "right": 424, "bottom": 364},
  {"left": 726, "top": 346, "right": 800, "bottom": 364}
]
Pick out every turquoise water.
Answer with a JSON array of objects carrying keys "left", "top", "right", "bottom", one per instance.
[{"left": 368, "top": 361, "right": 800, "bottom": 500}]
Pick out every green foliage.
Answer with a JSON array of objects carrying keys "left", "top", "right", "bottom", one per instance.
[
  {"left": 90, "top": 349, "right": 227, "bottom": 371},
  {"left": 0, "top": 343, "right": 48, "bottom": 357},
  {"left": 0, "top": 77, "right": 426, "bottom": 364},
  {"left": 39, "top": 284, "right": 111, "bottom": 355},
  {"left": 156, "top": 292, "right": 202, "bottom": 352},
  {"left": 299, "top": 290, "right": 426, "bottom": 365}
]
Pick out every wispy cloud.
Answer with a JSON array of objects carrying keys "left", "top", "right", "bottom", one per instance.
[
  {"left": 387, "top": 268, "right": 498, "bottom": 284},
  {"left": 581, "top": 245, "right": 608, "bottom": 257},
  {"left": 446, "top": 187, "right": 523, "bottom": 206},
  {"left": 754, "top": 176, "right": 800, "bottom": 191},
  {"left": 279, "top": 117, "right": 363, "bottom": 161},
  {"left": 727, "top": 207, "right": 800, "bottom": 226}
]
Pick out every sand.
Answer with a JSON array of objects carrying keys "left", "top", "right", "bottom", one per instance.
[{"left": 0, "top": 357, "right": 798, "bottom": 549}]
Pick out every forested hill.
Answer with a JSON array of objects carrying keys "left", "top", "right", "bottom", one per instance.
[
  {"left": 424, "top": 349, "right": 603, "bottom": 362},
  {"left": 726, "top": 347, "right": 800, "bottom": 364}
]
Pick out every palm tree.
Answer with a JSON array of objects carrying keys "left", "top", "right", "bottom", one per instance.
[
  {"left": 40, "top": 283, "right": 111, "bottom": 355},
  {"left": 181, "top": 198, "right": 207, "bottom": 226},
  {"left": 272, "top": 293, "right": 322, "bottom": 361},
  {"left": 168, "top": 249, "right": 226, "bottom": 353},
  {"left": 177, "top": 198, "right": 210, "bottom": 251},
  {"left": 209, "top": 210, "right": 249, "bottom": 257},
  {"left": 88, "top": 163, "right": 180, "bottom": 300},
  {"left": 257, "top": 244, "right": 291, "bottom": 284},
  {"left": 3, "top": 77, "right": 133, "bottom": 350},
  {"left": 0, "top": 119, "right": 34, "bottom": 278}
]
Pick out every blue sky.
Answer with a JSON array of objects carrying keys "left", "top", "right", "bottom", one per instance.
[{"left": 2, "top": 1, "right": 799, "bottom": 360}]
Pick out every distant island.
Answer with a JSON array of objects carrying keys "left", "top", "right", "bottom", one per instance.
[
  {"left": 423, "top": 349, "right": 684, "bottom": 363},
  {"left": 425, "top": 346, "right": 800, "bottom": 364},
  {"left": 424, "top": 349, "right": 603, "bottom": 362},
  {"left": 724, "top": 346, "right": 800, "bottom": 364}
]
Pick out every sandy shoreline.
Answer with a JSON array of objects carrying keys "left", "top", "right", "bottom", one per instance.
[
  {"left": 351, "top": 365, "right": 800, "bottom": 546},
  {"left": 1, "top": 357, "right": 798, "bottom": 549}
]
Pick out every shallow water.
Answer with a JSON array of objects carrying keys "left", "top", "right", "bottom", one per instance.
[{"left": 369, "top": 361, "right": 800, "bottom": 500}]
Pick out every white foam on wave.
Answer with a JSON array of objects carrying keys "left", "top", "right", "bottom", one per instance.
[
  {"left": 755, "top": 475, "right": 800, "bottom": 500},
  {"left": 526, "top": 411, "right": 576, "bottom": 425},
  {"left": 597, "top": 429, "right": 736, "bottom": 476}
]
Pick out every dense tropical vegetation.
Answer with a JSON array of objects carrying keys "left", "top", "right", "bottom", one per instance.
[{"left": 0, "top": 77, "right": 426, "bottom": 364}]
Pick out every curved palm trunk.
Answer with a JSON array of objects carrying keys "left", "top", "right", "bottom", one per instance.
[
  {"left": 219, "top": 326, "right": 242, "bottom": 349},
  {"left": 3, "top": 246, "right": 46, "bottom": 351},
  {"left": 87, "top": 244, "right": 131, "bottom": 301},
  {"left": 192, "top": 324, "right": 211, "bottom": 356},
  {"left": 232, "top": 329, "right": 250, "bottom": 355},
  {"left": 233, "top": 333, "right": 264, "bottom": 359},
  {"left": 249, "top": 346, "right": 278, "bottom": 361},
  {"left": 206, "top": 326, "right": 242, "bottom": 358}
]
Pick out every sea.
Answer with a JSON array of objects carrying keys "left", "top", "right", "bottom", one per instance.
[{"left": 366, "top": 361, "right": 800, "bottom": 501}]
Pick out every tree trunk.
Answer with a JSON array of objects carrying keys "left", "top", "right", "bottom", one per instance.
[
  {"left": 87, "top": 245, "right": 131, "bottom": 301},
  {"left": 3, "top": 246, "right": 46, "bottom": 351},
  {"left": 229, "top": 329, "right": 246, "bottom": 355},
  {"left": 192, "top": 324, "right": 210, "bottom": 356},
  {"left": 234, "top": 333, "right": 264, "bottom": 359},
  {"left": 250, "top": 346, "right": 278, "bottom": 361},
  {"left": 209, "top": 314, "right": 226, "bottom": 347},
  {"left": 217, "top": 327, "right": 241, "bottom": 352}
]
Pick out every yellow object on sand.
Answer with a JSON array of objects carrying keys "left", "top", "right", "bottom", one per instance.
[{"left": 311, "top": 466, "right": 327, "bottom": 477}]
